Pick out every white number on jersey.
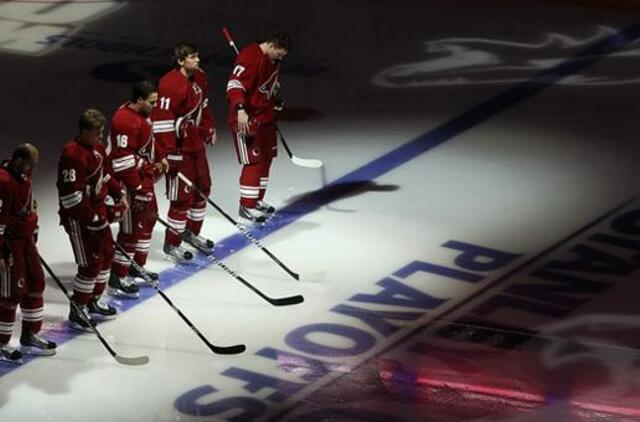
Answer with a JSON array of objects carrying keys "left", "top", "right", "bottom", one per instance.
[
  {"left": 116, "top": 134, "right": 128, "bottom": 148},
  {"left": 232, "top": 65, "right": 246, "bottom": 77},
  {"left": 62, "top": 169, "right": 76, "bottom": 183},
  {"left": 159, "top": 97, "right": 171, "bottom": 110}
]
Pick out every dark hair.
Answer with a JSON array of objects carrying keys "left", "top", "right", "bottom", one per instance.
[
  {"left": 264, "top": 31, "right": 293, "bottom": 52},
  {"left": 131, "top": 81, "right": 157, "bottom": 103},
  {"left": 78, "top": 108, "right": 105, "bottom": 132},
  {"left": 172, "top": 42, "right": 198, "bottom": 67}
]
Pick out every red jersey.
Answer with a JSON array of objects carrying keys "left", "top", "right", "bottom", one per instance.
[
  {"left": 0, "top": 162, "right": 38, "bottom": 248},
  {"left": 108, "top": 103, "right": 157, "bottom": 193},
  {"left": 57, "top": 139, "right": 123, "bottom": 226},
  {"left": 151, "top": 68, "right": 215, "bottom": 157},
  {"left": 226, "top": 43, "right": 281, "bottom": 126}
]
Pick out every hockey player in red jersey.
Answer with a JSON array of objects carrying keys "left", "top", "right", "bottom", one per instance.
[
  {"left": 226, "top": 32, "right": 292, "bottom": 223},
  {"left": 0, "top": 144, "right": 57, "bottom": 364},
  {"left": 109, "top": 81, "right": 167, "bottom": 290},
  {"left": 57, "top": 109, "right": 128, "bottom": 331},
  {"left": 152, "top": 43, "right": 216, "bottom": 261}
]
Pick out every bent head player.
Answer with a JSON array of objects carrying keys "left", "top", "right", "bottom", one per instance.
[
  {"left": 0, "top": 143, "right": 57, "bottom": 364},
  {"left": 226, "top": 31, "right": 292, "bottom": 223}
]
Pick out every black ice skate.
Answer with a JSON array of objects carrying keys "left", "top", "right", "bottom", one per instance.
[
  {"left": 88, "top": 298, "right": 118, "bottom": 321},
  {"left": 239, "top": 205, "right": 267, "bottom": 224},
  {"left": 0, "top": 344, "right": 23, "bottom": 365},
  {"left": 184, "top": 230, "right": 215, "bottom": 252},
  {"left": 163, "top": 241, "right": 194, "bottom": 263},
  {"left": 129, "top": 265, "right": 159, "bottom": 286},
  {"left": 68, "top": 303, "right": 95, "bottom": 333},
  {"left": 256, "top": 200, "right": 276, "bottom": 215},
  {"left": 108, "top": 272, "right": 140, "bottom": 299},
  {"left": 20, "top": 331, "right": 57, "bottom": 356}
]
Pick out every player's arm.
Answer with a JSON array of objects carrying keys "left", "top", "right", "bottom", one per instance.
[
  {"left": 152, "top": 84, "right": 185, "bottom": 174},
  {"left": 227, "top": 51, "right": 258, "bottom": 135},
  {"left": 58, "top": 153, "right": 99, "bottom": 224},
  {"left": 109, "top": 126, "right": 143, "bottom": 191}
]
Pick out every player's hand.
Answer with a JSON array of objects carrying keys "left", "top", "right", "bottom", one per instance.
[
  {"left": 274, "top": 97, "right": 284, "bottom": 113},
  {"left": 153, "top": 160, "right": 169, "bottom": 175},
  {"left": 0, "top": 258, "right": 6, "bottom": 273},
  {"left": 202, "top": 127, "right": 217, "bottom": 146},
  {"left": 237, "top": 110, "right": 250, "bottom": 135}
]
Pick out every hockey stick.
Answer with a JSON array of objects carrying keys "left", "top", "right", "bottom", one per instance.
[
  {"left": 112, "top": 241, "right": 245, "bottom": 355},
  {"left": 39, "top": 255, "right": 149, "bottom": 366},
  {"left": 157, "top": 216, "right": 304, "bottom": 306},
  {"left": 177, "top": 171, "right": 300, "bottom": 281},
  {"left": 276, "top": 126, "right": 323, "bottom": 168},
  {"left": 222, "top": 27, "right": 324, "bottom": 169}
]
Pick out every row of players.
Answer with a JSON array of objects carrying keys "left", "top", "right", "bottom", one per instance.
[{"left": 0, "top": 32, "right": 293, "bottom": 363}]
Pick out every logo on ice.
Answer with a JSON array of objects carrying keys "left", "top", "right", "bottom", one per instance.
[
  {"left": 373, "top": 26, "right": 640, "bottom": 88},
  {"left": 0, "top": 0, "right": 123, "bottom": 56}
]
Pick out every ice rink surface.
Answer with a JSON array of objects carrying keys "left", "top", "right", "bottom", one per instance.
[{"left": 1, "top": 0, "right": 640, "bottom": 421}]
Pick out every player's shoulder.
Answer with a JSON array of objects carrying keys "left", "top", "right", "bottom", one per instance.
[
  {"left": 112, "top": 104, "right": 142, "bottom": 126},
  {"left": 160, "top": 69, "right": 188, "bottom": 90},
  {"left": 60, "top": 139, "right": 89, "bottom": 162},
  {"left": 240, "top": 43, "right": 261, "bottom": 58}
]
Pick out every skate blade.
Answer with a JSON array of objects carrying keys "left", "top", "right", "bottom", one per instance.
[
  {"left": 131, "top": 276, "right": 156, "bottom": 286},
  {"left": 88, "top": 312, "right": 118, "bottom": 321},
  {"left": 20, "top": 345, "right": 56, "bottom": 357},
  {"left": 163, "top": 254, "right": 194, "bottom": 265},
  {"left": 68, "top": 321, "right": 95, "bottom": 333},
  {"left": 107, "top": 288, "right": 140, "bottom": 300},
  {"left": 0, "top": 356, "right": 23, "bottom": 365}
]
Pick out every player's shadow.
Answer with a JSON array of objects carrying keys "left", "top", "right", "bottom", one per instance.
[{"left": 282, "top": 180, "right": 400, "bottom": 213}]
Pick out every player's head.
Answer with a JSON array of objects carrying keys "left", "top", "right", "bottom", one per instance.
[
  {"left": 78, "top": 108, "right": 105, "bottom": 146},
  {"left": 262, "top": 31, "right": 292, "bottom": 61},
  {"left": 131, "top": 80, "right": 158, "bottom": 117},
  {"left": 173, "top": 42, "right": 200, "bottom": 73},
  {"left": 10, "top": 142, "right": 39, "bottom": 175}
]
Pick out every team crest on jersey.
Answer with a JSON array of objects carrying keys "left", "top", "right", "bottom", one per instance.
[
  {"left": 252, "top": 146, "right": 261, "bottom": 157},
  {"left": 0, "top": 0, "right": 124, "bottom": 56},
  {"left": 17, "top": 278, "right": 25, "bottom": 289},
  {"left": 258, "top": 71, "right": 279, "bottom": 99}
]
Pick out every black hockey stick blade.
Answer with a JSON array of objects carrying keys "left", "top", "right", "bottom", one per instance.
[
  {"left": 114, "top": 354, "right": 150, "bottom": 366},
  {"left": 210, "top": 343, "right": 247, "bottom": 355},
  {"left": 268, "top": 294, "right": 304, "bottom": 306}
]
